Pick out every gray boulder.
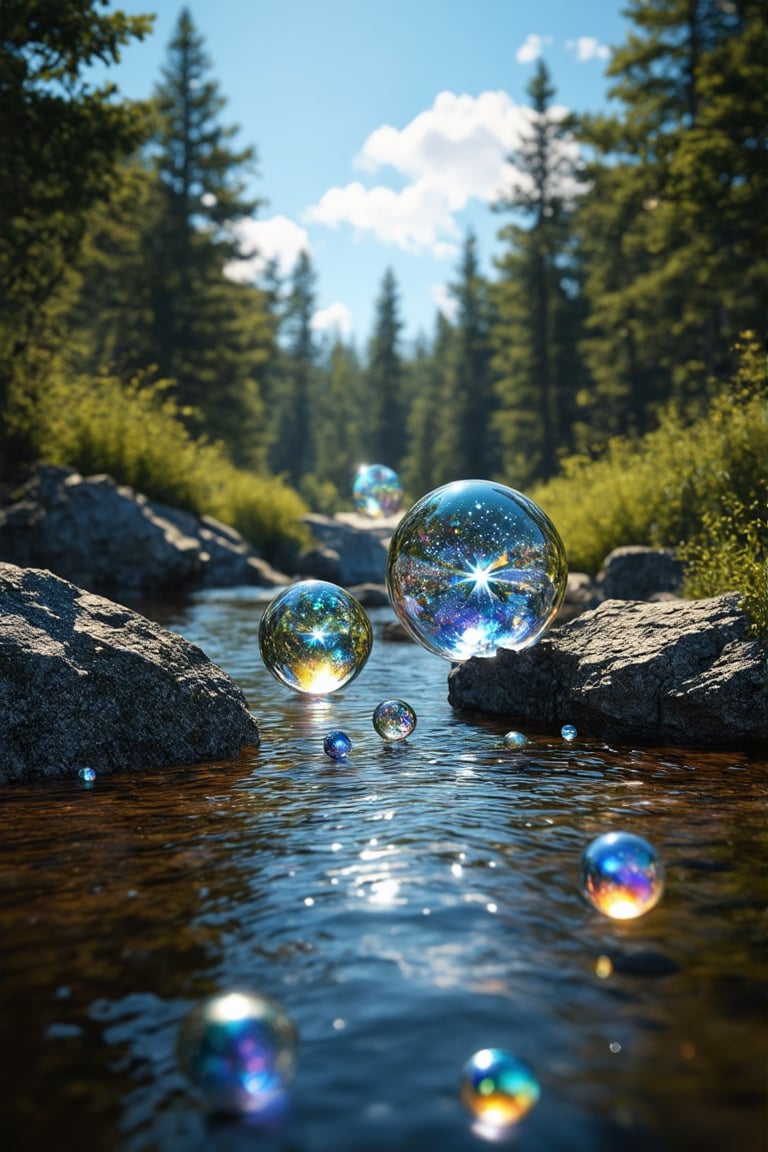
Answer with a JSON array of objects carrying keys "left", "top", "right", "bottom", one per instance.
[
  {"left": 0, "top": 466, "right": 289, "bottom": 595},
  {"left": 597, "top": 546, "right": 684, "bottom": 601},
  {"left": 448, "top": 594, "right": 767, "bottom": 747},
  {"left": 0, "top": 563, "right": 260, "bottom": 783},
  {"left": 302, "top": 512, "right": 398, "bottom": 585}
]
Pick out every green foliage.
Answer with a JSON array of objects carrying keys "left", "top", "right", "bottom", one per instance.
[
  {"left": 530, "top": 338, "right": 767, "bottom": 629},
  {"left": 32, "top": 369, "right": 308, "bottom": 559}
]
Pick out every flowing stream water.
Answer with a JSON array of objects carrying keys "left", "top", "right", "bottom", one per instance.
[{"left": 1, "top": 588, "right": 766, "bottom": 1151}]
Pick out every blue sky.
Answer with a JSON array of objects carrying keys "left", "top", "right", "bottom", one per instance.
[{"left": 100, "top": 0, "right": 631, "bottom": 348}]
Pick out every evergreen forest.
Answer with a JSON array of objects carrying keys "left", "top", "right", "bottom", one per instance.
[{"left": 0, "top": 1, "right": 765, "bottom": 621}]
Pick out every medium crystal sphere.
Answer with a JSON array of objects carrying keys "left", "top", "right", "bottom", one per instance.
[
  {"left": 259, "top": 580, "right": 373, "bottom": 694},
  {"left": 177, "top": 990, "right": 297, "bottom": 1116},
  {"left": 323, "top": 730, "right": 352, "bottom": 760},
  {"left": 372, "top": 699, "right": 417, "bottom": 741},
  {"left": 352, "top": 463, "right": 404, "bottom": 519},
  {"left": 561, "top": 724, "right": 578, "bottom": 741},
  {"left": 580, "top": 831, "right": 665, "bottom": 920},
  {"left": 460, "top": 1048, "right": 540, "bottom": 1129},
  {"left": 386, "top": 480, "right": 567, "bottom": 661},
  {"left": 503, "top": 730, "right": 527, "bottom": 749}
]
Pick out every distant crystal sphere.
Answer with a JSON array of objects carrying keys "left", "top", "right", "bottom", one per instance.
[
  {"left": 386, "top": 480, "right": 567, "bottom": 662},
  {"left": 323, "top": 730, "right": 352, "bottom": 760},
  {"left": 259, "top": 580, "right": 373, "bottom": 695},
  {"left": 503, "top": 730, "right": 527, "bottom": 749},
  {"left": 177, "top": 990, "right": 298, "bottom": 1116},
  {"left": 580, "top": 832, "right": 665, "bottom": 920},
  {"left": 77, "top": 767, "right": 96, "bottom": 783},
  {"left": 460, "top": 1048, "right": 540, "bottom": 1129},
  {"left": 373, "top": 699, "right": 417, "bottom": 741},
  {"left": 561, "top": 724, "right": 578, "bottom": 741},
  {"left": 352, "top": 463, "right": 404, "bottom": 519}
]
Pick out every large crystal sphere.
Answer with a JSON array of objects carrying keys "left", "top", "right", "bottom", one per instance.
[
  {"left": 352, "top": 463, "right": 404, "bottom": 519},
  {"left": 259, "top": 580, "right": 373, "bottom": 694},
  {"left": 386, "top": 479, "right": 567, "bottom": 661}
]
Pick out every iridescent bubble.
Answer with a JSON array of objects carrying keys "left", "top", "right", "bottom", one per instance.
[
  {"left": 372, "top": 699, "right": 417, "bottom": 742},
  {"left": 561, "top": 724, "right": 577, "bottom": 741},
  {"left": 352, "top": 463, "right": 404, "bottom": 519},
  {"left": 259, "top": 580, "right": 373, "bottom": 695},
  {"left": 460, "top": 1048, "right": 540, "bottom": 1130},
  {"left": 323, "top": 730, "right": 352, "bottom": 760},
  {"left": 580, "top": 831, "right": 665, "bottom": 920},
  {"left": 177, "top": 990, "right": 298, "bottom": 1116},
  {"left": 386, "top": 479, "right": 567, "bottom": 662},
  {"left": 503, "top": 730, "right": 527, "bottom": 749},
  {"left": 77, "top": 767, "right": 96, "bottom": 783}
]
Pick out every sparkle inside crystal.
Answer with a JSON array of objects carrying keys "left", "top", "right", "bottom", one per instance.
[
  {"left": 259, "top": 580, "right": 373, "bottom": 695},
  {"left": 386, "top": 480, "right": 567, "bottom": 662},
  {"left": 580, "top": 831, "right": 665, "bottom": 920}
]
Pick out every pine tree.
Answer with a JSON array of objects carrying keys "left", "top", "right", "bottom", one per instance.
[
  {"left": 432, "top": 233, "right": 496, "bottom": 480},
  {"left": 146, "top": 7, "right": 271, "bottom": 464},
  {"left": 269, "top": 250, "right": 317, "bottom": 483},
  {"left": 0, "top": 0, "right": 151, "bottom": 476},
  {"left": 491, "top": 61, "right": 584, "bottom": 487},
  {"left": 312, "top": 338, "right": 365, "bottom": 501},
  {"left": 401, "top": 315, "right": 456, "bottom": 497},
  {"left": 365, "top": 268, "right": 406, "bottom": 470},
  {"left": 577, "top": 0, "right": 767, "bottom": 430}
]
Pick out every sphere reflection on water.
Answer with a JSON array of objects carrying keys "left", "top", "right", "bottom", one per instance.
[
  {"left": 386, "top": 479, "right": 567, "bottom": 662},
  {"left": 258, "top": 580, "right": 373, "bottom": 694},
  {"left": 580, "top": 831, "right": 665, "bottom": 920},
  {"left": 460, "top": 1047, "right": 540, "bottom": 1131},
  {"left": 177, "top": 990, "right": 297, "bottom": 1116}
]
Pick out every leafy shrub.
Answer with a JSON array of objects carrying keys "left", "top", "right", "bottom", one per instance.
[
  {"left": 33, "top": 369, "right": 309, "bottom": 560},
  {"left": 530, "top": 336, "right": 767, "bottom": 633}
]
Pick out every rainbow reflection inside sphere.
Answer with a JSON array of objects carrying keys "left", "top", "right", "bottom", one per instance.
[
  {"left": 352, "top": 463, "right": 404, "bottom": 519},
  {"left": 580, "top": 831, "right": 665, "bottom": 920},
  {"left": 323, "top": 730, "right": 352, "bottom": 760},
  {"left": 259, "top": 580, "right": 373, "bottom": 695},
  {"left": 177, "top": 990, "right": 297, "bottom": 1116},
  {"left": 386, "top": 480, "right": 567, "bottom": 662},
  {"left": 460, "top": 1048, "right": 540, "bottom": 1130},
  {"left": 372, "top": 698, "right": 417, "bottom": 741}
]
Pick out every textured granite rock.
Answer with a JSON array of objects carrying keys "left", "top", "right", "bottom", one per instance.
[
  {"left": 448, "top": 594, "right": 767, "bottom": 747},
  {"left": 596, "top": 546, "right": 684, "bottom": 601},
  {"left": 302, "top": 512, "right": 399, "bottom": 585},
  {"left": 0, "top": 563, "right": 259, "bottom": 783},
  {"left": 0, "top": 466, "right": 289, "bottom": 596}
]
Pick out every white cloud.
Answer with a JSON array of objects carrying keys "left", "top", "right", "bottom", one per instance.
[
  {"left": 431, "top": 283, "right": 458, "bottom": 323},
  {"left": 515, "top": 33, "right": 552, "bottom": 64},
  {"left": 565, "top": 36, "right": 610, "bottom": 62},
  {"left": 224, "top": 214, "right": 309, "bottom": 283},
  {"left": 305, "top": 90, "right": 571, "bottom": 255},
  {"left": 311, "top": 302, "right": 353, "bottom": 340}
]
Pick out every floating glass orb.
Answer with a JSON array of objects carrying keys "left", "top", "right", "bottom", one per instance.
[
  {"left": 460, "top": 1048, "right": 540, "bottom": 1130},
  {"left": 386, "top": 479, "right": 567, "bottom": 662},
  {"left": 77, "top": 767, "right": 96, "bottom": 783},
  {"left": 561, "top": 724, "right": 578, "bottom": 741},
  {"left": 323, "top": 730, "right": 352, "bottom": 760},
  {"left": 352, "top": 463, "right": 404, "bottom": 519},
  {"left": 177, "top": 990, "right": 298, "bottom": 1116},
  {"left": 580, "top": 832, "right": 665, "bottom": 920},
  {"left": 373, "top": 699, "right": 417, "bottom": 742},
  {"left": 503, "top": 730, "right": 527, "bottom": 749},
  {"left": 259, "top": 580, "right": 373, "bottom": 695}
]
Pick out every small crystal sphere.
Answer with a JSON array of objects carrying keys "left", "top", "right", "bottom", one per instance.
[
  {"left": 460, "top": 1048, "right": 540, "bottom": 1129},
  {"left": 386, "top": 480, "right": 567, "bottom": 662},
  {"left": 352, "top": 463, "right": 404, "bottom": 519},
  {"left": 177, "top": 990, "right": 298, "bottom": 1116},
  {"left": 323, "top": 730, "right": 352, "bottom": 760},
  {"left": 561, "top": 724, "right": 578, "bottom": 741},
  {"left": 503, "top": 730, "right": 527, "bottom": 749},
  {"left": 259, "top": 580, "right": 373, "bottom": 695},
  {"left": 77, "top": 767, "right": 96, "bottom": 783},
  {"left": 580, "top": 832, "right": 665, "bottom": 920},
  {"left": 372, "top": 699, "right": 417, "bottom": 742}
]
